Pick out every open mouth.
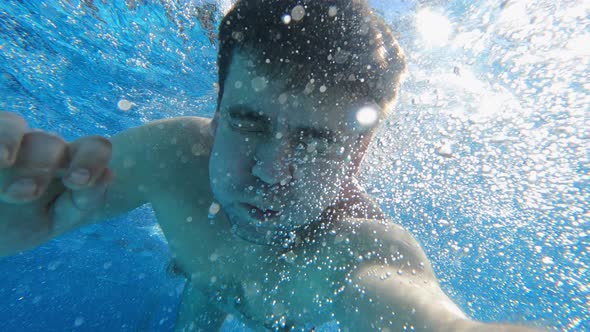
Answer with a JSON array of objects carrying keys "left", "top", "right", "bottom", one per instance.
[{"left": 240, "top": 203, "right": 281, "bottom": 221}]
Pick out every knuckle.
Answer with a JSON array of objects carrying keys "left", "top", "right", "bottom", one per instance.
[
  {"left": 69, "top": 136, "right": 112, "bottom": 165},
  {"left": 0, "top": 114, "right": 29, "bottom": 167},
  {"left": 24, "top": 131, "right": 66, "bottom": 145},
  {"left": 0, "top": 111, "right": 27, "bottom": 126},
  {"left": 16, "top": 132, "right": 67, "bottom": 167},
  {"left": 71, "top": 136, "right": 112, "bottom": 156},
  {"left": 89, "top": 135, "right": 112, "bottom": 149},
  {"left": 71, "top": 136, "right": 111, "bottom": 150},
  {"left": 0, "top": 113, "right": 27, "bottom": 141}
]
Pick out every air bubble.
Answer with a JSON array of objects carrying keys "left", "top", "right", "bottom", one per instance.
[
  {"left": 328, "top": 6, "right": 338, "bottom": 17},
  {"left": 436, "top": 142, "right": 454, "bottom": 158},
  {"left": 278, "top": 93, "right": 288, "bottom": 104},
  {"left": 47, "top": 260, "right": 61, "bottom": 271},
  {"left": 306, "top": 141, "right": 317, "bottom": 153},
  {"left": 208, "top": 202, "right": 221, "bottom": 218},
  {"left": 280, "top": 177, "right": 290, "bottom": 186},
  {"left": 117, "top": 99, "right": 134, "bottom": 111},
  {"left": 251, "top": 77, "right": 268, "bottom": 92},
  {"left": 282, "top": 14, "right": 292, "bottom": 24},
  {"left": 438, "top": 219, "right": 450, "bottom": 226},
  {"left": 291, "top": 5, "right": 305, "bottom": 22},
  {"left": 74, "top": 317, "right": 85, "bottom": 327}
]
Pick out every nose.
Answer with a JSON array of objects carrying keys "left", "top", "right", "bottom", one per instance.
[{"left": 252, "top": 139, "right": 293, "bottom": 186}]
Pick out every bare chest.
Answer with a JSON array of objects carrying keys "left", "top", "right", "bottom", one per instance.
[
  {"left": 153, "top": 198, "right": 362, "bottom": 330},
  {"left": 210, "top": 248, "right": 349, "bottom": 331}
]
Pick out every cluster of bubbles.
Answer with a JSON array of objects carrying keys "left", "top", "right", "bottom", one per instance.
[
  {"left": 0, "top": 0, "right": 224, "bottom": 139},
  {"left": 361, "top": 0, "right": 588, "bottom": 329},
  {"left": 0, "top": 0, "right": 586, "bottom": 330}
]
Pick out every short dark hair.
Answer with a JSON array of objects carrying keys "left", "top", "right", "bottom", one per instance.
[{"left": 216, "top": 0, "right": 405, "bottom": 114}]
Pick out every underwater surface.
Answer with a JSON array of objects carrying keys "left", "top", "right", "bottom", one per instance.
[{"left": 0, "top": 0, "right": 588, "bottom": 331}]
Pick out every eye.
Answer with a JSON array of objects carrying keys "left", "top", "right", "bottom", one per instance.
[
  {"left": 297, "top": 135, "right": 330, "bottom": 155},
  {"left": 227, "top": 113, "right": 268, "bottom": 134}
]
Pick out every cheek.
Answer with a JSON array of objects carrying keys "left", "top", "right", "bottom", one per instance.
[
  {"left": 293, "top": 159, "right": 348, "bottom": 201},
  {"left": 212, "top": 129, "right": 255, "bottom": 165},
  {"left": 294, "top": 154, "right": 348, "bottom": 179},
  {"left": 210, "top": 133, "right": 250, "bottom": 188}
]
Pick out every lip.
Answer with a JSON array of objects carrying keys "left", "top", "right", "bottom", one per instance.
[{"left": 239, "top": 203, "right": 281, "bottom": 221}]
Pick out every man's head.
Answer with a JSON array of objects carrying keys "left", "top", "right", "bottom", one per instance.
[
  {"left": 216, "top": 0, "right": 405, "bottom": 114},
  {"left": 208, "top": 0, "right": 405, "bottom": 245}
]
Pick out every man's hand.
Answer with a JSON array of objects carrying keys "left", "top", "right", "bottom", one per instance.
[{"left": 0, "top": 111, "right": 114, "bottom": 256}]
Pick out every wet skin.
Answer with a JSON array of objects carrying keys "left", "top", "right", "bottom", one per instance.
[
  {"left": 209, "top": 52, "right": 377, "bottom": 246},
  {"left": 0, "top": 52, "right": 542, "bottom": 331}
]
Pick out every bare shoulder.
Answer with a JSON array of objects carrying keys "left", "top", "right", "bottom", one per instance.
[
  {"left": 328, "top": 221, "right": 544, "bottom": 331},
  {"left": 108, "top": 116, "right": 214, "bottom": 198},
  {"left": 89, "top": 116, "right": 214, "bottom": 221},
  {"left": 329, "top": 217, "right": 436, "bottom": 278},
  {"left": 138, "top": 116, "right": 214, "bottom": 149},
  {"left": 330, "top": 218, "right": 468, "bottom": 331},
  {"left": 113, "top": 116, "right": 214, "bottom": 168}
]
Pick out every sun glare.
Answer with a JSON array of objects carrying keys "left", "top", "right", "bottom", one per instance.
[
  {"left": 356, "top": 106, "right": 379, "bottom": 127},
  {"left": 416, "top": 8, "right": 452, "bottom": 46}
]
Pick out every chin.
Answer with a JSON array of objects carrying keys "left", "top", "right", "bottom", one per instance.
[
  {"left": 229, "top": 220, "right": 285, "bottom": 246},
  {"left": 225, "top": 212, "right": 300, "bottom": 247}
]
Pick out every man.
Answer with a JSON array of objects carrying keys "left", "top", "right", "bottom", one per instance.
[{"left": 0, "top": 0, "right": 540, "bottom": 331}]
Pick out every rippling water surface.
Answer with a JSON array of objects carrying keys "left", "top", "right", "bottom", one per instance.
[{"left": 0, "top": 0, "right": 587, "bottom": 331}]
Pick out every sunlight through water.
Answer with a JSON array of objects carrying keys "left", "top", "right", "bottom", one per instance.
[{"left": 0, "top": 0, "right": 587, "bottom": 331}]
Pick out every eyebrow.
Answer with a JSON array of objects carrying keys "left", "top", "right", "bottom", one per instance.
[{"left": 226, "top": 105, "right": 338, "bottom": 142}]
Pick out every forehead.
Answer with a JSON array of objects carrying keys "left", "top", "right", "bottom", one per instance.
[{"left": 220, "top": 52, "right": 377, "bottom": 133}]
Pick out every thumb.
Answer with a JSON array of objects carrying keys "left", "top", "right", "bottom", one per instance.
[{"left": 50, "top": 168, "right": 113, "bottom": 233}]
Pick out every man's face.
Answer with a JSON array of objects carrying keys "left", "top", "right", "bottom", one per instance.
[{"left": 209, "top": 52, "right": 379, "bottom": 245}]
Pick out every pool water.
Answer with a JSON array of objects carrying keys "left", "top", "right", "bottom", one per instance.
[{"left": 0, "top": 0, "right": 587, "bottom": 331}]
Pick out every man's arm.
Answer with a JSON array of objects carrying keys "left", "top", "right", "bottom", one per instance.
[
  {"left": 0, "top": 112, "right": 212, "bottom": 256},
  {"left": 333, "top": 219, "right": 541, "bottom": 331},
  {"left": 337, "top": 264, "right": 541, "bottom": 331},
  {"left": 90, "top": 116, "right": 213, "bottom": 222},
  {"left": 50, "top": 115, "right": 213, "bottom": 239}
]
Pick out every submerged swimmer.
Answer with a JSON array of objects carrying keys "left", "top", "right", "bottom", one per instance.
[{"left": 0, "top": 0, "right": 542, "bottom": 331}]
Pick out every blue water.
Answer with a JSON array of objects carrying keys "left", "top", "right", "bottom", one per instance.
[{"left": 0, "top": 0, "right": 588, "bottom": 331}]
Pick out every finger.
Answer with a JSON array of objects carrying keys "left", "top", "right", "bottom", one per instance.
[
  {"left": 0, "top": 132, "right": 67, "bottom": 203},
  {"left": 63, "top": 136, "right": 112, "bottom": 190},
  {"left": 50, "top": 168, "right": 113, "bottom": 233},
  {"left": 70, "top": 168, "right": 113, "bottom": 209},
  {"left": 0, "top": 111, "right": 29, "bottom": 168}
]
